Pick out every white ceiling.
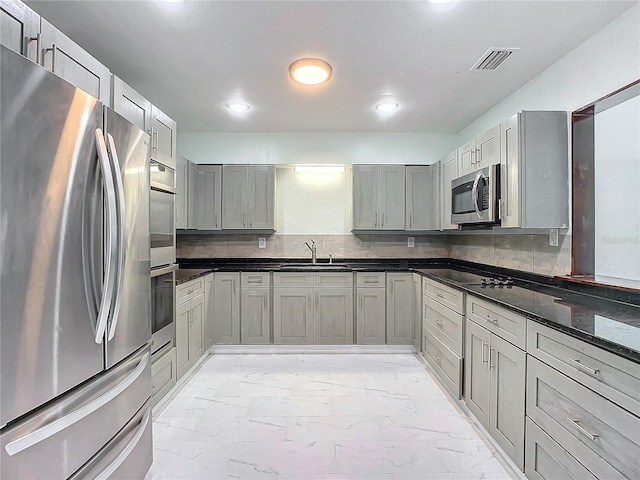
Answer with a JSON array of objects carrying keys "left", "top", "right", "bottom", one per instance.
[{"left": 27, "top": 0, "right": 636, "bottom": 134}]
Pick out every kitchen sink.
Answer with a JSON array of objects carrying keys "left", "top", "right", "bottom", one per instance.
[{"left": 278, "top": 263, "right": 350, "bottom": 270}]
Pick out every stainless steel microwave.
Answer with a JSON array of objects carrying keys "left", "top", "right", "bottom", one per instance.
[{"left": 451, "top": 165, "right": 500, "bottom": 225}]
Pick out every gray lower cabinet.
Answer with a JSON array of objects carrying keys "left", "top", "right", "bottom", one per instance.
[
  {"left": 386, "top": 273, "right": 413, "bottom": 345},
  {"left": 356, "top": 273, "right": 386, "bottom": 345},
  {"left": 241, "top": 288, "right": 270, "bottom": 345},
  {"left": 175, "top": 292, "right": 205, "bottom": 380},
  {"left": 204, "top": 273, "right": 214, "bottom": 349},
  {"left": 151, "top": 346, "right": 177, "bottom": 408},
  {"left": 465, "top": 310, "right": 526, "bottom": 470},
  {"left": 194, "top": 165, "right": 222, "bottom": 230},
  {"left": 412, "top": 273, "right": 422, "bottom": 351},
  {"left": 314, "top": 287, "right": 353, "bottom": 344},
  {"left": 273, "top": 287, "right": 314, "bottom": 344},
  {"left": 1, "top": 0, "right": 40, "bottom": 62},
  {"left": 40, "top": 19, "right": 111, "bottom": 104},
  {"left": 213, "top": 273, "right": 240, "bottom": 344}
]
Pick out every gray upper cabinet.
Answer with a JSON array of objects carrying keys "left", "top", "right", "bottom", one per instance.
[
  {"left": 1, "top": 0, "right": 40, "bottom": 62},
  {"left": 187, "top": 161, "right": 196, "bottom": 229},
  {"left": 386, "top": 272, "right": 413, "bottom": 345},
  {"left": 213, "top": 273, "right": 240, "bottom": 344},
  {"left": 194, "top": 165, "right": 222, "bottom": 230},
  {"left": 175, "top": 156, "right": 188, "bottom": 229},
  {"left": 40, "top": 19, "right": 111, "bottom": 104},
  {"left": 352, "top": 165, "right": 405, "bottom": 231},
  {"left": 406, "top": 165, "right": 440, "bottom": 231},
  {"left": 440, "top": 150, "right": 458, "bottom": 231},
  {"left": 458, "top": 124, "right": 501, "bottom": 177},
  {"left": 111, "top": 76, "right": 152, "bottom": 133},
  {"left": 222, "top": 165, "right": 275, "bottom": 231},
  {"left": 500, "top": 111, "right": 569, "bottom": 229},
  {"left": 150, "top": 105, "right": 177, "bottom": 166}
]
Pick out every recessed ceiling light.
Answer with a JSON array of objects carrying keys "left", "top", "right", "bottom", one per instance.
[
  {"left": 289, "top": 58, "right": 333, "bottom": 86},
  {"left": 226, "top": 103, "right": 250, "bottom": 112},
  {"left": 294, "top": 164, "right": 345, "bottom": 173},
  {"left": 430, "top": 0, "right": 451, "bottom": 3},
  {"left": 375, "top": 102, "right": 399, "bottom": 112}
]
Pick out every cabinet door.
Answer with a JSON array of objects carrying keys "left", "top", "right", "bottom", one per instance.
[
  {"left": 489, "top": 334, "right": 526, "bottom": 470},
  {"left": 440, "top": 150, "right": 458, "bottom": 230},
  {"left": 314, "top": 288, "right": 354, "bottom": 345},
  {"left": 386, "top": 273, "right": 413, "bottom": 345},
  {"left": 352, "top": 165, "right": 378, "bottom": 230},
  {"left": 150, "top": 105, "right": 177, "bottom": 166},
  {"left": 476, "top": 124, "right": 501, "bottom": 169},
  {"left": 412, "top": 274, "right": 422, "bottom": 352},
  {"left": 241, "top": 288, "right": 270, "bottom": 345},
  {"left": 222, "top": 165, "right": 248, "bottom": 229},
  {"left": 187, "top": 161, "right": 196, "bottom": 229},
  {"left": 194, "top": 165, "right": 222, "bottom": 230},
  {"left": 356, "top": 288, "right": 386, "bottom": 344},
  {"left": 464, "top": 320, "right": 491, "bottom": 428},
  {"left": 213, "top": 273, "right": 240, "bottom": 344},
  {"left": 405, "top": 166, "right": 429, "bottom": 231},
  {"left": 111, "top": 76, "right": 152, "bottom": 132},
  {"left": 175, "top": 157, "right": 188, "bottom": 229},
  {"left": 40, "top": 19, "right": 111, "bottom": 104},
  {"left": 204, "top": 274, "right": 214, "bottom": 349},
  {"left": 379, "top": 165, "right": 405, "bottom": 230},
  {"left": 273, "top": 288, "right": 313, "bottom": 344},
  {"left": 428, "top": 162, "right": 441, "bottom": 231},
  {"left": 457, "top": 139, "right": 476, "bottom": 177},
  {"left": 175, "top": 301, "right": 191, "bottom": 379},
  {"left": 1, "top": 0, "right": 40, "bottom": 62},
  {"left": 247, "top": 165, "right": 275, "bottom": 230},
  {"left": 189, "top": 293, "right": 205, "bottom": 362},
  {"left": 500, "top": 113, "right": 520, "bottom": 228}
]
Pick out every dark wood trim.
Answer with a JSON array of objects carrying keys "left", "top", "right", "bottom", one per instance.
[{"left": 574, "top": 79, "right": 640, "bottom": 113}]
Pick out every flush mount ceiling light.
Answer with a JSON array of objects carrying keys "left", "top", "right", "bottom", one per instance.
[
  {"left": 226, "top": 102, "right": 250, "bottom": 112},
  {"left": 289, "top": 58, "right": 333, "bottom": 86},
  {"left": 294, "top": 164, "right": 345, "bottom": 173},
  {"left": 375, "top": 102, "right": 399, "bottom": 112}
]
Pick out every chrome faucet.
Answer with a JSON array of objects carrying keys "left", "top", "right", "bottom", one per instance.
[{"left": 303, "top": 239, "right": 317, "bottom": 264}]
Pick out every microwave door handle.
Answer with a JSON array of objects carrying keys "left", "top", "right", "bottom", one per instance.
[{"left": 472, "top": 171, "right": 483, "bottom": 219}]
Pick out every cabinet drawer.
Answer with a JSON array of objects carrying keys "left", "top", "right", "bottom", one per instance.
[
  {"left": 151, "top": 347, "right": 177, "bottom": 407},
  {"left": 273, "top": 272, "right": 313, "bottom": 287},
  {"left": 423, "top": 277, "right": 464, "bottom": 314},
  {"left": 423, "top": 297, "right": 463, "bottom": 356},
  {"left": 527, "top": 356, "right": 640, "bottom": 480},
  {"left": 241, "top": 272, "right": 270, "bottom": 287},
  {"left": 525, "top": 418, "right": 597, "bottom": 480},
  {"left": 467, "top": 295, "right": 526, "bottom": 349},
  {"left": 176, "top": 276, "right": 205, "bottom": 304},
  {"left": 423, "top": 329, "right": 462, "bottom": 399},
  {"left": 357, "top": 272, "right": 385, "bottom": 287},
  {"left": 528, "top": 321, "right": 640, "bottom": 417},
  {"left": 314, "top": 272, "right": 353, "bottom": 287}
]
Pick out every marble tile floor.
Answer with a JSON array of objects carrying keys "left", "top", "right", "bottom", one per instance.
[{"left": 145, "top": 354, "right": 516, "bottom": 480}]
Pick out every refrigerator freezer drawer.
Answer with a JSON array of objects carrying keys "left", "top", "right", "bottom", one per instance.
[
  {"left": 1, "top": 347, "right": 151, "bottom": 480},
  {"left": 70, "top": 400, "right": 153, "bottom": 480}
]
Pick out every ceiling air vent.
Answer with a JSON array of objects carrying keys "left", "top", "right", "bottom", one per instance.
[{"left": 470, "top": 48, "right": 520, "bottom": 71}]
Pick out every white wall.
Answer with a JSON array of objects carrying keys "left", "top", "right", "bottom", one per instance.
[
  {"left": 177, "top": 132, "right": 457, "bottom": 166},
  {"left": 594, "top": 95, "right": 640, "bottom": 281},
  {"left": 455, "top": 3, "right": 640, "bottom": 143}
]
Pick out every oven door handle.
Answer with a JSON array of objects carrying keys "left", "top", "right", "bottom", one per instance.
[
  {"left": 150, "top": 181, "right": 177, "bottom": 195},
  {"left": 472, "top": 170, "right": 483, "bottom": 219},
  {"left": 150, "top": 264, "right": 179, "bottom": 278}
]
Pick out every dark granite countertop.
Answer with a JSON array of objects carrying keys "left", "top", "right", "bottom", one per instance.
[
  {"left": 176, "top": 268, "right": 214, "bottom": 285},
  {"left": 177, "top": 258, "right": 640, "bottom": 362}
]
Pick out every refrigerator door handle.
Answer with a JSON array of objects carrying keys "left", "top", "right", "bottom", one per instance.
[
  {"left": 106, "top": 133, "right": 127, "bottom": 341},
  {"left": 4, "top": 352, "right": 149, "bottom": 456},
  {"left": 93, "top": 408, "right": 151, "bottom": 480},
  {"left": 94, "top": 129, "right": 117, "bottom": 344}
]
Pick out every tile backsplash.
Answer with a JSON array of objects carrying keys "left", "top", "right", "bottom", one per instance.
[{"left": 177, "top": 232, "right": 571, "bottom": 277}]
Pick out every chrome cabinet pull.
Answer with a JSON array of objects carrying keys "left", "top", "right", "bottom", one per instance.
[
  {"left": 264, "top": 295, "right": 267, "bottom": 308},
  {"left": 29, "top": 33, "right": 41, "bottom": 64},
  {"left": 566, "top": 417, "right": 598, "bottom": 441},
  {"left": 409, "top": 214, "right": 412, "bottom": 228},
  {"left": 485, "top": 314, "right": 498, "bottom": 324},
  {"left": 436, "top": 291, "right": 444, "bottom": 298},
  {"left": 435, "top": 318, "right": 444, "bottom": 328},
  {"left": 152, "top": 130, "right": 158, "bottom": 150},
  {"left": 375, "top": 212, "right": 377, "bottom": 228},
  {"left": 47, "top": 43, "right": 57, "bottom": 73},
  {"left": 489, "top": 348, "right": 496, "bottom": 368},
  {"left": 566, "top": 357, "right": 599, "bottom": 375},
  {"left": 482, "top": 342, "right": 489, "bottom": 364}
]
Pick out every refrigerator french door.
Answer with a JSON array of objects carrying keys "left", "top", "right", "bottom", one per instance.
[{"left": 0, "top": 46, "right": 152, "bottom": 479}]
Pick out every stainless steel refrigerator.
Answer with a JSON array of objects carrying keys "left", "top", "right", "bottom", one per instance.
[{"left": 1, "top": 45, "right": 153, "bottom": 479}]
